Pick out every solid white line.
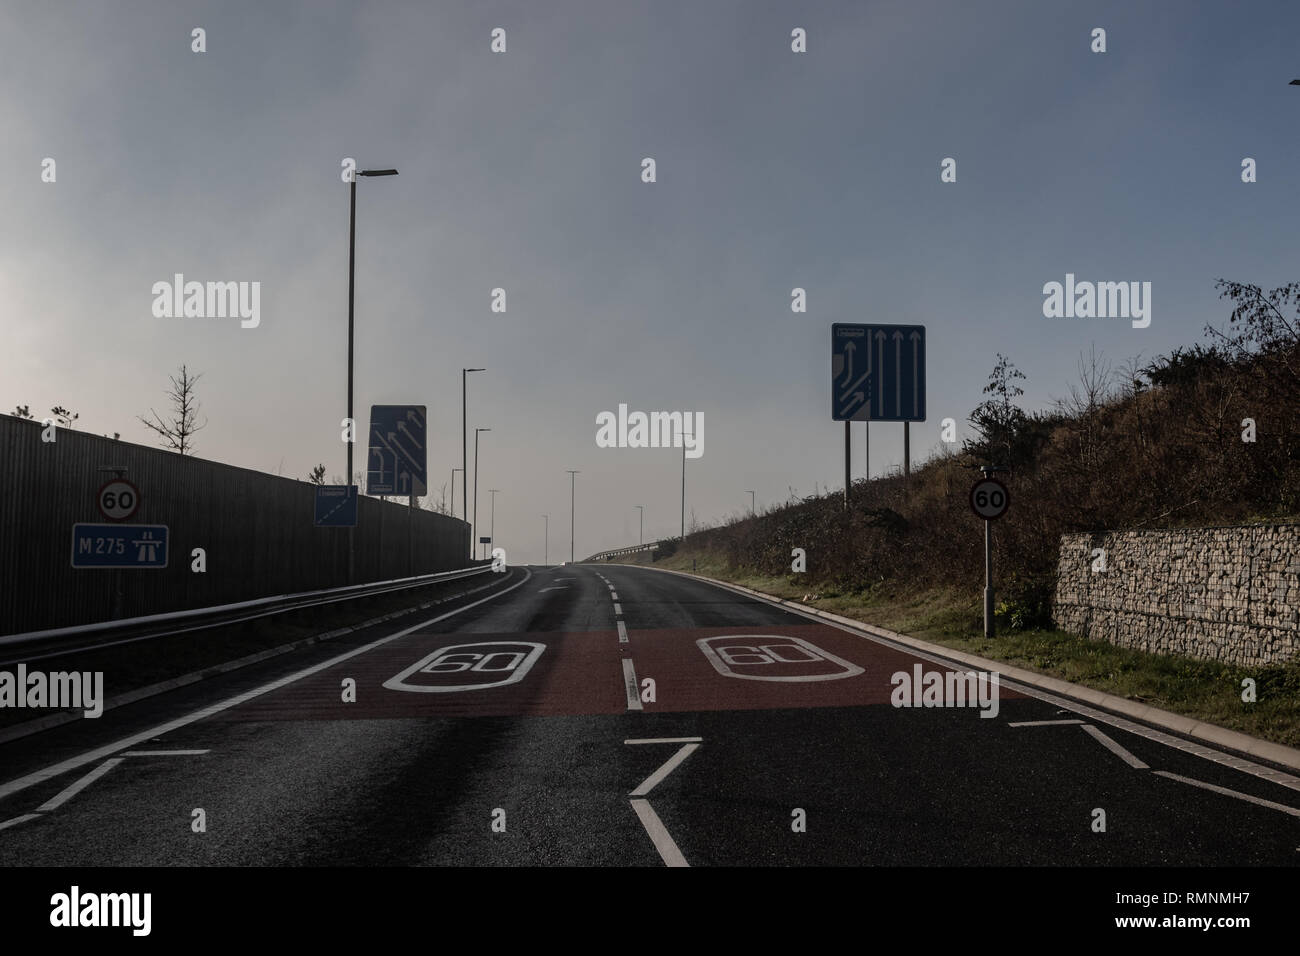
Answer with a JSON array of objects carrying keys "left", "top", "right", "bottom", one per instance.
[
  {"left": 0, "top": 813, "right": 42, "bottom": 831},
  {"left": 625, "top": 737, "right": 704, "bottom": 745},
  {"left": 630, "top": 798, "right": 689, "bottom": 867},
  {"left": 1081, "top": 724, "right": 1149, "bottom": 769},
  {"left": 1153, "top": 771, "right": 1300, "bottom": 818},
  {"left": 121, "top": 750, "right": 210, "bottom": 757},
  {"left": 37, "top": 758, "right": 125, "bottom": 812},
  {"left": 622, "top": 658, "right": 643, "bottom": 711},
  {"left": 0, "top": 568, "right": 534, "bottom": 802},
  {"left": 1009, "top": 719, "right": 1086, "bottom": 727},
  {"left": 617, "top": 620, "right": 628, "bottom": 643},
  {"left": 631, "top": 743, "right": 700, "bottom": 797},
  {"left": 613, "top": 602, "right": 623, "bottom": 616}
]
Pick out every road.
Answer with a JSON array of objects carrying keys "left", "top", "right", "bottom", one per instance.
[{"left": 1, "top": 563, "right": 1298, "bottom": 866}]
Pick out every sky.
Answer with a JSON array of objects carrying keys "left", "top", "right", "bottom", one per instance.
[{"left": 3, "top": 0, "right": 1299, "bottom": 563}]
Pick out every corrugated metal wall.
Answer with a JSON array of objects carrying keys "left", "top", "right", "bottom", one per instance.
[{"left": 0, "top": 415, "right": 470, "bottom": 634}]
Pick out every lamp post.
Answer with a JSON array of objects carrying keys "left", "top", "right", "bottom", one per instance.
[
  {"left": 567, "top": 470, "right": 579, "bottom": 563},
  {"left": 543, "top": 514, "right": 549, "bottom": 565},
  {"left": 634, "top": 504, "right": 643, "bottom": 545},
  {"left": 680, "top": 430, "right": 693, "bottom": 539},
  {"left": 488, "top": 489, "right": 500, "bottom": 560},
  {"left": 462, "top": 368, "right": 485, "bottom": 557},
  {"left": 345, "top": 166, "right": 398, "bottom": 582},
  {"left": 473, "top": 427, "right": 490, "bottom": 560}
]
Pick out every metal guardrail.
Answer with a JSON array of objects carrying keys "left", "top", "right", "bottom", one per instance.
[
  {"left": 583, "top": 543, "right": 659, "bottom": 562},
  {"left": 0, "top": 564, "right": 493, "bottom": 663}
]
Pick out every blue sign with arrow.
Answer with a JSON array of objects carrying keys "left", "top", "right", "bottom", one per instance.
[
  {"left": 831, "top": 323, "right": 925, "bottom": 422},
  {"left": 314, "top": 484, "right": 358, "bottom": 527},
  {"left": 367, "top": 405, "right": 427, "bottom": 495}
]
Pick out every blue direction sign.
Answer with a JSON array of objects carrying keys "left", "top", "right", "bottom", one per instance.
[
  {"left": 832, "top": 323, "right": 926, "bottom": 422},
  {"left": 367, "top": 405, "right": 427, "bottom": 495},
  {"left": 314, "top": 484, "right": 358, "bottom": 527},
  {"left": 71, "top": 523, "right": 169, "bottom": 568}
]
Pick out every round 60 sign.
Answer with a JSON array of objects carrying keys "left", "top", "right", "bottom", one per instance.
[
  {"left": 969, "top": 478, "right": 1009, "bottom": 521},
  {"left": 97, "top": 479, "right": 140, "bottom": 522}
]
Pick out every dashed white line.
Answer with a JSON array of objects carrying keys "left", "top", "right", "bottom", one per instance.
[
  {"left": 1009, "top": 719, "right": 1085, "bottom": 727},
  {"left": 121, "top": 750, "right": 211, "bottom": 757},
  {"left": 622, "top": 658, "right": 643, "bottom": 710},
  {"left": 1154, "top": 771, "right": 1300, "bottom": 818},
  {"left": 0, "top": 813, "right": 42, "bottom": 831},
  {"left": 36, "top": 758, "right": 125, "bottom": 812},
  {"left": 617, "top": 620, "right": 628, "bottom": 643},
  {"left": 630, "top": 799, "right": 689, "bottom": 867},
  {"left": 630, "top": 742, "right": 700, "bottom": 797},
  {"left": 613, "top": 602, "right": 623, "bottom": 616},
  {"left": 1081, "top": 724, "right": 1149, "bottom": 769},
  {"left": 625, "top": 737, "right": 703, "bottom": 745}
]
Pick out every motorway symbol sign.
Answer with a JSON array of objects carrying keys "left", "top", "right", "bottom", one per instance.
[
  {"left": 831, "top": 323, "right": 926, "bottom": 422},
  {"left": 969, "top": 479, "right": 1010, "bottom": 520},
  {"left": 366, "top": 405, "right": 427, "bottom": 495},
  {"left": 314, "top": 484, "right": 358, "bottom": 527},
  {"left": 97, "top": 479, "right": 140, "bottom": 522},
  {"left": 71, "top": 523, "right": 169, "bottom": 568}
]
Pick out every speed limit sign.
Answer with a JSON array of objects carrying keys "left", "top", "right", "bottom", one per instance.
[
  {"left": 97, "top": 478, "right": 141, "bottom": 522},
  {"left": 969, "top": 478, "right": 1009, "bottom": 520}
]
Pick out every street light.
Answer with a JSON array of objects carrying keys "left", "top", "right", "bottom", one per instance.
[
  {"left": 345, "top": 165, "right": 398, "bottom": 582},
  {"left": 567, "top": 470, "right": 579, "bottom": 563},
  {"left": 488, "top": 489, "right": 500, "bottom": 560},
  {"left": 746, "top": 490, "right": 755, "bottom": 516},
  {"left": 473, "top": 427, "right": 490, "bottom": 560},
  {"left": 462, "top": 368, "right": 485, "bottom": 557},
  {"left": 542, "top": 514, "right": 549, "bottom": 566},
  {"left": 680, "top": 430, "right": 693, "bottom": 539},
  {"left": 634, "top": 504, "right": 644, "bottom": 545}
]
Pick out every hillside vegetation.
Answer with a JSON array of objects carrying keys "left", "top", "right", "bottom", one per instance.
[{"left": 662, "top": 280, "right": 1300, "bottom": 631}]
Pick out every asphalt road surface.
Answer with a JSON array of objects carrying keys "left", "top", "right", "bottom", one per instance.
[{"left": 1, "top": 564, "right": 1298, "bottom": 866}]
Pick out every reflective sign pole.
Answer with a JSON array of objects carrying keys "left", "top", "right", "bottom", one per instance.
[{"left": 843, "top": 421, "right": 851, "bottom": 510}]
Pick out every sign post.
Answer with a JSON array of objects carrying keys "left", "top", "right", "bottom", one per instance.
[
  {"left": 832, "top": 323, "right": 925, "bottom": 494},
  {"left": 969, "top": 468, "right": 1010, "bottom": 638}
]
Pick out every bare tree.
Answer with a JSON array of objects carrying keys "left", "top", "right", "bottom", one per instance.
[
  {"left": 138, "top": 365, "right": 207, "bottom": 455},
  {"left": 308, "top": 464, "right": 327, "bottom": 484},
  {"left": 50, "top": 405, "right": 79, "bottom": 428}
]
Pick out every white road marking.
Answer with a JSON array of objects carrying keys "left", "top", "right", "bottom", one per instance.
[
  {"left": 625, "top": 737, "right": 703, "bottom": 745},
  {"left": 1081, "top": 724, "right": 1149, "bottom": 769},
  {"left": 1009, "top": 719, "right": 1085, "bottom": 727},
  {"left": 659, "top": 570, "right": 1300, "bottom": 794},
  {"left": 384, "top": 641, "right": 545, "bottom": 693},
  {"left": 36, "top": 758, "right": 125, "bottom": 812},
  {"left": 538, "top": 586, "right": 567, "bottom": 593},
  {"left": 617, "top": 620, "right": 628, "bottom": 643},
  {"left": 630, "top": 742, "right": 699, "bottom": 796},
  {"left": 630, "top": 798, "right": 689, "bottom": 867},
  {"left": 697, "top": 635, "right": 863, "bottom": 682},
  {"left": 1153, "top": 771, "right": 1300, "bottom": 818},
  {"left": 613, "top": 602, "right": 623, "bottom": 615},
  {"left": 121, "top": 750, "right": 210, "bottom": 757},
  {"left": 0, "top": 568, "right": 534, "bottom": 802},
  {"left": 0, "top": 813, "right": 42, "bottom": 831},
  {"left": 622, "top": 658, "right": 642, "bottom": 710}
]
